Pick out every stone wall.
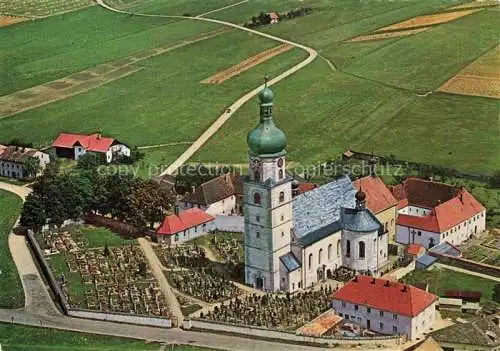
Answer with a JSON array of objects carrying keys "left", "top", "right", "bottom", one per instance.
[
  {"left": 429, "top": 252, "right": 500, "bottom": 278},
  {"left": 68, "top": 309, "right": 172, "bottom": 328},
  {"left": 187, "top": 318, "right": 403, "bottom": 346},
  {"left": 214, "top": 215, "right": 244, "bottom": 232},
  {"left": 382, "top": 260, "right": 416, "bottom": 281}
]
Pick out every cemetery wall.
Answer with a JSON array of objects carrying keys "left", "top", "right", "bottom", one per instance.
[
  {"left": 187, "top": 318, "right": 402, "bottom": 345},
  {"left": 429, "top": 252, "right": 500, "bottom": 278},
  {"left": 68, "top": 309, "right": 172, "bottom": 328},
  {"left": 214, "top": 215, "right": 244, "bottom": 232},
  {"left": 84, "top": 213, "right": 154, "bottom": 237},
  {"left": 26, "top": 229, "right": 71, "bottom": 313},
  {"left": 382, "top": 260, "right": 416, "bottom": 280}
]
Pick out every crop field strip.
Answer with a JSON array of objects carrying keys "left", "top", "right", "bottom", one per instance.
[
  {"left": 438, "top": 45, "right": 500, "bottom": 99},
  {"left": 0, "top": 15, "right": 26, "bottom": 27},
  {"left": 0, "top": 27, "right": 230, "bottom": 119},
  {"left": 0, "top": 0, "right": 94, "bottom": 17}
]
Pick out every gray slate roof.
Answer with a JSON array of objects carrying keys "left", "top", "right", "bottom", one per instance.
[
  {"left": 292, "top": 175, "right": 356, "bottom": 246},
  {"left": 416, "top": 254, "right": 437, "bottom": 268},
  {"left": 340, "top": 207, "right": 381, "bottom": 233},
  {"left": 279, "top": 252, "right": 301, "bottom": 272},
  {"left": 431, "top": 317, "right": 500, "bottom": 347}
]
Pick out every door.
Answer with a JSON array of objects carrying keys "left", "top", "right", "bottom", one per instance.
[
  {"left": 367, "top": 319, "right": 371, "bottom": 329},
  {"left": 255, "top": 277, "right": 264, "bottom": 290}
]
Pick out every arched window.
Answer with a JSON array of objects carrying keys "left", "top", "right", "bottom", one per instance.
[
  {"left": 308, "top": 253, "right": 313, "bottom": 270},
  {"left": 337, "top": 240, "right": 341, "bottom": 257},
  {"left": 327, "top": 244, "right": 332, "bottom": 260},
  {"left": 359, "top": 241, "right": 365, "bottom": 259},
  {"left": 254, "top": 192, "right": 261, "bottom": 205},
  {"left": 318, "top": 248, "right": 323, "bottom": 265},
  {"left": 346, "top": 240, "right": 351, "bottom": 258},
  {"left": 279, "top": 169, "right": 283, "bottom": 179},
  {"left": 279, "top": 191, "right": 285, "bottom": 203},
  {"left": 254, "top": 170, "right": 260, "bottom": 181}
]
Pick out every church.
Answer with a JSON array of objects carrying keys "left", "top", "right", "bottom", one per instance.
[{"left": 244, "top": 84, "right": 390, "bottom": 292}]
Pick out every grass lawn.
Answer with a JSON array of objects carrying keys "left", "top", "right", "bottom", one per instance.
[
  {"left": 0, "top": 322, "right": 215, "bottom": 350},
  {"left": 402, "top": 267, "right": 499, "bottom": 305},
  {"left": 0, "top": 190, "right": 24, "bottom": 308},
  {"left": 78, "top": 226, "right": 137, "bottom": 248},
  {"left": 0, "top": 0, "right": 94, "bottom": 17}
]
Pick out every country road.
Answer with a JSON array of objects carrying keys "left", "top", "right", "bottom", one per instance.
[{"left": 95, "top": 0, "right": 318, "bottom": 176}]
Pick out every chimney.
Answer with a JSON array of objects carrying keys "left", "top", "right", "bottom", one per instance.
[
  {"left": 96, "top": 133, "right": 101, "bottom": 140},
  {"left": 353, "top": 276, "right": 358, "bottom": 282},
  {"left": 459, "top": 192, "right": 463, "bottom": 203},
  {"left": 371, "top": 278, "right": 376, "bottom": 284},
  {"left": 401, "top": 285, "right": 407, "bottom": 292},
  {"left": 191, "top": 185, "right": 196, "bottom": 194},
  {"left": 384, "top": 280, "right": 390, "bottom": 287},
  {"left": 174, "top": 205, "right": 180, "bottom": 216}
]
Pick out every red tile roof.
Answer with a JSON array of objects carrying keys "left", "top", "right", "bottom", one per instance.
[
  {"left": 391, "top": 177, "right": 459, "bottom": 208},
  {"left": 156, "top": 208, "right": 214, "bottom": 236},
  {"left": 298, "top": 182, "right": 317, "bottom": 194},
  {"left": 353, "top": 176, "right": 398, "bottom": 213},
  {"left": 397, "top": 187, "right": 485, "bottom": 233},
  {"left": 406, "top": 243, "right": 425, "bottom": 256},
  {"left": 331, "top": 275, "right": 437, "bottom": 317},
  {"left": 52, "top": 133, "right": 116, "bottom": 153}
]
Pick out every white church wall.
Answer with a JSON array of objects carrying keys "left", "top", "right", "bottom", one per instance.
[
  {"left": 206, "top": 195, "right": 237, "bottom": 216},
  {"left": 396, "top": 225, "right": 441, "bottom": 249},
  {"left": 303, "top": 231, "right": 342, "bottom": 288},
  {"left": 341, "top": 229, "right": 380, "bottom": 273},
  {"left": 398, "top": 206, "right": 432, "bottom": 217}
]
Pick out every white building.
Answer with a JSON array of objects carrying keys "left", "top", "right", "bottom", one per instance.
[
  {"left": 180, "top": 174, "right": 242, "bottom": 216},
  {"left": 392, "top": 178, "right": 486, "bottom": 249},
  {"left": 52, "top": 132, "right": 130, "bottom": 164},
  {"left": 331, "top": 275, "right": 437, "bottom": 340},
  {"left": 0, "top": 145, "right": 50, "bottom": 179},
  {"left": 243, "top": 85, "right": 389, "bottom": 292},
  {"left": 154, "top": 208, "right": 215, "bottom": 245}
]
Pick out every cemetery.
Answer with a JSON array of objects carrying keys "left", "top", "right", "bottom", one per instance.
[
  {"left": 201, "top": 286, "right": 333, "bottom": 331},
  {"left": 40, "top": 225, "right": 171, "bottom": 317}
]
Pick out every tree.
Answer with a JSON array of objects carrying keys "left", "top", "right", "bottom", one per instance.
[
  {"left": 23, "top": 156, "right": 40, "bottom": 178},
  {"left": 20, "top": 193, "right": 47, "bottom": 230},
  {"left": 103, "top": 243, "right": 110, "bottom": 257},
  {"left": 493, "top": 284, "right": 500, "bottom": 303},
  {"left": 488, "top": 170, "right": 500, "bottom": 189},
  {"left": 76, "top": 153, "right": 102, "bottom": 170},
  {"left": 129, "top": 179, "right": 175, "bottom": 228}
]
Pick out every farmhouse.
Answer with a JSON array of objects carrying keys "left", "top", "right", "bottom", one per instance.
[
  {"left": 52, "top": 132, "right": 130, "bottom": 163},
  {"left": 268, "top": 12, "right": 279, "bottom": 24},
  {"left": 0, "top": 144, "right": 50, "bottom": 179},
  {"left": 243, "top": 85, "right": 390, "bottom": 292},
  {"left": 154, "top": 208, "right": 215, "bottom": 244},
  {"left": 391, "top": 178, "right": 486, "bottom": 249},
  {"left": 331, "top": 276, "right": 438, "bottom": 340},
  {"left": 180, "top": 174, "right": 242, "bottom": 216}
]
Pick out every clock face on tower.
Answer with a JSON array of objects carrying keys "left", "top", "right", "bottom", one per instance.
[{"left": 277, "top": 158, "right": 283, "bottom": 167}]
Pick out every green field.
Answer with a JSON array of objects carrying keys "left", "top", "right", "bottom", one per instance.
[
  {"left": 0, "top": 190, "right": 24, "bottom": 309},
  {"left": 0, "top": 0, "right": 498, "bottom": 176},
  {"left": 0, "top": 0, "right": 93, "bottom": 17},
  {"left": 403, "top": 267, "right": 499, "bottom": 305},
  {"left": 0, "top": 322, "right": 214, "bottom": 350},
  {"left": 79, "top": 226, "right": 137, "bottom": 248}
]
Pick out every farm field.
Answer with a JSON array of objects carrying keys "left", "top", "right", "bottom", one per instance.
[
  {"left": 438, "top": 46, "right": 500, "bottom": 99},
  {"left": 402, "top": 267, "right": 499, "bottom": 305},
  {"left": 0, "top": 0, "right": 94, "bottom": 17},
  {"left": 0, "top": 323, "right": 214, "bottom": 351},
  {"left": 0, "top": 190, "right": 24, "bottom": 309}
]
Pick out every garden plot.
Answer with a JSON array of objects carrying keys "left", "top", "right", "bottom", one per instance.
[
  {"left": 438, "top": 46, "right": 500, "bottom": 99},
  {"left": 0, "top": 15, "right": 26, "bottom": 27}
]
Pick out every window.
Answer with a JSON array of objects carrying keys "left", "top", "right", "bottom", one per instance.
[
  {"left": 308, "top": 254, "right": 313, "bottom": 270},
  {"left": 279, "top": 169, "right": 283, "bottom": 179},
  {"left": 346, "top": 240, "right": 351, "bottom": 258},
  {"left": 367, "top": 307, "right": 371, "bottom": 314},
  {"left": 380, "top": 311, "right": 384, "bottom": 317},
  {"left": 393, "top": 314, "right": 397, "bottom": 320},
  {"left": 256, "top": 232, "right": 260, "bottom": 238},
  {"left": 318, "top": 249, "right": 323, "bottom": 265},
  {"left": 339, "top": 313, "right": 343, "bottom": 317},
  {"left": 328, "top": 244, "right": 332, "bottom": 260},
  {"left": 281, "top": 231, "right": 284, "bottom": 237},
  {"left": 392, "top": 326, "right": 397, "bottom": 333},
  {"left": 359, "top": 241, "right": 365, "bottom": 259},
  {"left": 341, "top": 301, "right": 346, "bottom": 307},
  {"left": 337, "top": 240, "right": 341, "bottom": 257},
  {"left": 253, "top": 192, "right": 261, "bottom": 205},
  {"left": 256, "top": 215, "right": 260, "bottom": 222},
  {"left": 379, "top": 322, "right": 384, "bottom": 330},
  {"left": 280, "top": 214, "right": 284, "bottom": 221},
  {"left": 384, "top": 222, "right": 388, "bottom": 232},
  {"left": 194, "top": 226, "right": 197, "bottom": 233},
  {"left": 279, "top": 191, "right": 285, "bottom": 203},
  {"left": 417, "top": 231, "right": 422, "bottom": 236},
  {"left": 354, "top": 304, "right": 358, "bottom": 311},
  {"left": 292, "top": 283, "right": 295, "bottom": 290}
]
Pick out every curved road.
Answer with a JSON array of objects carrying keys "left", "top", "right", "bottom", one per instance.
[{"left": 96, "top": 0, "right": 318, "bottom": 176}]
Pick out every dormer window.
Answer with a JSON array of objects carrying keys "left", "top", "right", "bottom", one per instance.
[{"left": 279, "top": 191, "right": 285, "bottom": 203}]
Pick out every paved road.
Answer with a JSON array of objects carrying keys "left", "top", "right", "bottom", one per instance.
[{"left": 95, "top": 0, "right": 318, "bottom": 176}]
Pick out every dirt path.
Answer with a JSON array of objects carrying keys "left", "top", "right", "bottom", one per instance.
[
  {"left": 96, "top": 0, "right": 317, "bottom": 177},
  {"left": 137, "top": 238, "right": 183, "bottom": 325},
  {"left": 196, "top": 0, "right": 249, "bottom": 18},
  {"left": 137, "top": 141, "right": 193, "bottom": 149}
]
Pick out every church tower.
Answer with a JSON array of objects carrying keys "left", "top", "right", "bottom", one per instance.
[{"left": 244, "top": 83, "right": 293, "bottom": 291}]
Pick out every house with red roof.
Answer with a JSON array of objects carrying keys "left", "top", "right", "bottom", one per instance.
[
  {"left": 405, "top": 243, "right": 426, "bottom": 258},
  {"left": 154, "top": 207, "right": 215, "bottom": 244},
  {"left": 52, "top": 132, "right": 130, "bottom": 163},
  {"left": 390, "top": 177, "right": 486, "bottom": 249},
  {"left": 353, "top": 175, "right": 398, "bottom": 241},
  {"left": 331, "top": 275, "right": 438, "bottom": 340}
]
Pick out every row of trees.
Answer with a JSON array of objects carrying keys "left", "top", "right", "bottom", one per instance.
[
  {"left": 244, "top": 8, "right": 313, "bottom": 28},
  {"left": 21, "top": 162, "right": 174, "bottom": 231}
]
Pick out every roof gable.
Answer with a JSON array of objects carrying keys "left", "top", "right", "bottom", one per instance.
[
  {"left": 52, "top": 133, "right": 116, "bottom": 153},
  {"left": 183, "top": 174, "right": 236, "bottom": 205},
  {"left": 353, "top": 176, "right": 398, "bottom": 213},
  {"left": 156, "top": 208, "right": 214, "bottom": 235}
]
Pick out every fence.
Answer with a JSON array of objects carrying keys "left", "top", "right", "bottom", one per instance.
[
  {"left": 213, "top": 215, "right": 244, "bottom": 232},
  {"left": 186, "top": 318, "right": 403, "bottom": 346}
]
